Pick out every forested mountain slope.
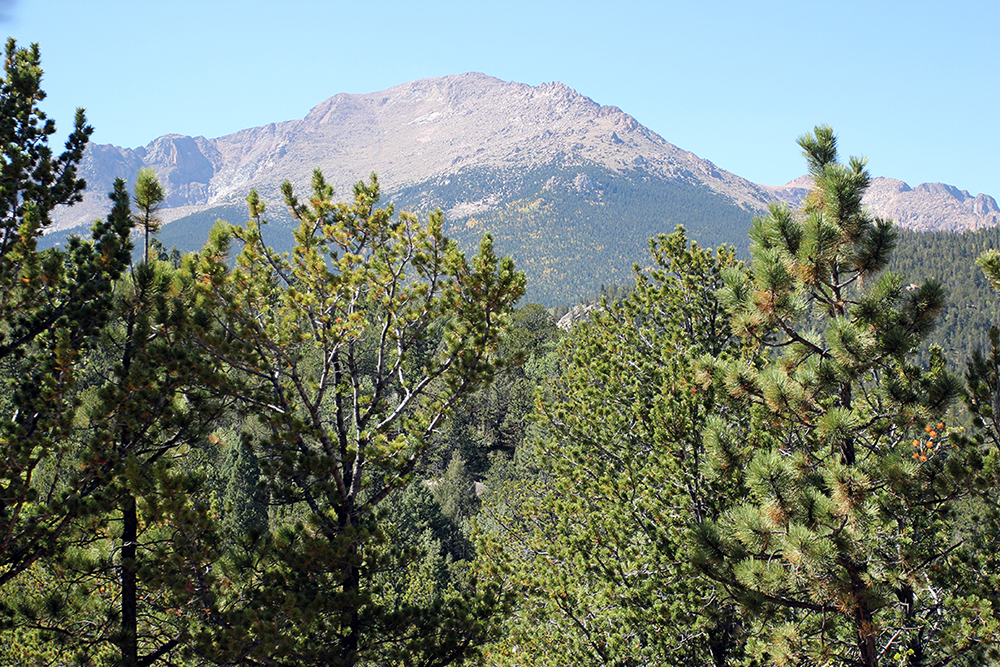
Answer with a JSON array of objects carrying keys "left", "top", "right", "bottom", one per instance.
[
  {"left": 890, "top": 227, "right": 1000, "bottom": 366},
  {"left": 8, "top": 38, "right": 1000, "bottom": 665}
]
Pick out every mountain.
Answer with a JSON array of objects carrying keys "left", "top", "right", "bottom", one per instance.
[
  {"left": 765, "top": 176, "right": 1000, "bottom": 232},
  {"left": 51, "top": 73, "right": 1000, "bottom": 304},
  {"left": 57, "top": 73, "right": 772, "bottom": 227}
]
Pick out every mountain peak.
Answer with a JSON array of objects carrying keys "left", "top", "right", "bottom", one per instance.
[
  {"left": 56, "top": 74, "right": 775, "bottom": 231},
  {"left": 54, "top": 73, "right": 997, "bottom": 240}
]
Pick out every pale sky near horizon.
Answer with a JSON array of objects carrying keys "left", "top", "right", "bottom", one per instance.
[{"left": 4, "top": 0, "right": 999, "bottom": 197}]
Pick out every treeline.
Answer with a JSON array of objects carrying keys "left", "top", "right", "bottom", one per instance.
[{"left": 3, "top": 42, "right": 1000, "bottom": 667}]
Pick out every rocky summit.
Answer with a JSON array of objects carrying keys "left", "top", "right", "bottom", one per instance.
[
  {"left": 58, "top": 73, "right": 776, "bottom": 231},
  {"left": 766, "top": 176, "right": 1000, "bottom": 233},
  {"left": 52, "top": 73, "right": 1000, "bottom": 303}
]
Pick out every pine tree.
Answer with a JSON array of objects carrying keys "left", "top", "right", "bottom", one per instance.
[
  {"left": 90, "top": 172, "right": 224, "bottom": 666},
  {"left": 187, "top": 171, "right": 525, "bottom": 666},
  {"left": 7, "top": 174, "right": 229, "bottom": 666},
  {"left": 477, "top": 227, "right": 745, "bottom": 666},
  {"left": 693, "top": 127, "right": 994, "bottom": 667},
  {"left": 133, "top": 166, "right": 164, "bottom": 263},
  {"left": 0, "top": 39, "right": 132, "bottom": 591},
  {"left": 216, "top": 432, "right": 269, "bottom": 545},
  {"left": 432, "top": 302, "right": 561, "bottom": 479}
]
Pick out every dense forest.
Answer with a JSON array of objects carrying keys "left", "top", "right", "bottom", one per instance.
[{"left": 3, "top": 40, "right": 1000, "bottom": 667}]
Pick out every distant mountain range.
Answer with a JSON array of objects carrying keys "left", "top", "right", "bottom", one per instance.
[
  {"left": 765, "top": 176, "right": 1000, "bottom": 233},
  {"left": 52, "top": 73, "right": 1000, "bottom": 304}
]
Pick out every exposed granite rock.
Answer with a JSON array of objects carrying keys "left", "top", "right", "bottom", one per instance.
[{"left": 556, "top": 303, "right": 601, "bottom": 331}]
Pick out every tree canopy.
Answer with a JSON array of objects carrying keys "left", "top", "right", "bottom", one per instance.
[
  {"left": 3, "top": 42, "right": 1000, "bottom": 667},
  {"left": 184, "top": 171, "right": 525, "bottom": 666},
  {"left": 693, "top": 126, "right": 995, "bottom": 667}
]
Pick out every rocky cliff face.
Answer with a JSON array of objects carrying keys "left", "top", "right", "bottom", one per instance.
[
  {"left": 69, "top": 134, "right": 225, "bottom": 227},
  {"left": 864, "top": 179, "right": 1000, "bottom": 232}
]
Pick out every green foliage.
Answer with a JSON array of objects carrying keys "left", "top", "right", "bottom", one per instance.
[
  {"left": 432, "top": 451, "right": 477, "bottom": 529},
  {"left": 133, "top": 166, "right": 165, "bottom": 261},
  {"left": 888, "top": 227, "right": 1000, "bottom": 368},
  {"left": 9, "top": 45, "right": 1000, "bottom": 667},
  {"left": 0, "top": 39, "right": 133, "bottom": 593},
  {"left": 187, "top": 171, "right": 525, "bottom": 666},
  {"left": 963, "top": 326, "right": 1000, "bottom": 453},
  {"left": 977, "top": 248, "right": 1000, "bottom": 291},
  {"left": 215, "top": 428, "right": 269, "bottom": 545},
  {"left": 942, "top": 252, "right": 1000, "bottom": 667},
  {"left": 478, "top": 227, "right": 746, "bottom": 666},
  {"left": 697, "top": 127, "right": 995, "bottom": 667},
  {"left": 432, "top": 302, "right": 562, "bottom": 478},
  {"left": 2, "top": 171, "right": 228, "bottom": 666}
]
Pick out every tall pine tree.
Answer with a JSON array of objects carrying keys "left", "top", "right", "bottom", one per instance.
[
  {"left": 187, "top": 172, "right": 524, "bottom": 666},
  {"left": 5, "top": 174, "right": 228, "bottom": 666},
  {"left": 693, "top": 126, "right": 995, "bottom": 667},
  {"left": 0, "top": 39, "right": 132, "bottom": 592}
]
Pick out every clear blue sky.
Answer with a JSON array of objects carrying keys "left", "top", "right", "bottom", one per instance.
[{"left": 4, "top": 0, "right": 998, "bottom": 196}]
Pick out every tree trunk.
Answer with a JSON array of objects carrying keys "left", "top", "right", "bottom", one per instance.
[
  {"left": 342, "top": 560, "right": 361, "bottom": 667},
  {"left": 845, "top": 557, "right": 877, "bottom": 667},
  {"left": 855, "top": 603, "right": 878, "bottom": 667},
  {"left": 898, "top": 585, "right": 925, "bottom": 667},
  {"left": 839, "top": 381, "right": 856, "bottom": 465},
  {"left": 121, "top": 491, "right": 139, "bottom": 667},
  {"left": 337, "top": 499, "right": 361, "bottom": 667}
]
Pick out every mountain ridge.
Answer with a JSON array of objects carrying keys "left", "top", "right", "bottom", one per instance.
[
  {"left": 56, "top": 72, "right": 777, "bottom": 232},
  {"left": 57, "top": 73, "right": 998, "bottom": 235},
  {"left": 764, "top": 175, "right": 1000, "bottom": 232},
  {"left": 49, "top": 73, "right": 1000, "bottom": 303}
]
